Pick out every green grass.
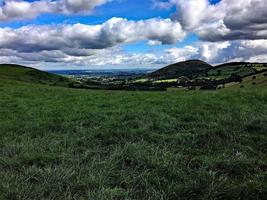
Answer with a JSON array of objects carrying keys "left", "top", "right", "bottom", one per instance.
[
  {"left": 0, "top": 64, "right": 71, "bottom": 87},
  {"left": 205, "top": 65, "right": 256, "bottom": 79},
  {"left": 154, "top": 78, "right": 178, "bottom": 83},
  {"left": 223, "top": 72, "right": 267, "bottom": 89},
  {"left": 251, "top": 64, "right": 267, "bottom": 72},
  {"left": 133, "top": 78, "right": 149, "bottom": 83},
  {"left": 0, "top": 76, "right": 267, "bottom": 199}
]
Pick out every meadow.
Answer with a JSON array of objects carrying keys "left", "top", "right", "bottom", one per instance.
[{"left": 0, "top": 77, "right": 266, "bottom": 199}]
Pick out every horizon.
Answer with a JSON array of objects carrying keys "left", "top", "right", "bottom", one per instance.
[
  {"left": 2, "top": 59, "right": 267, "bottom": 71},
  {"left": 0, "top": 0, "right": 267, "bottom": 70}
]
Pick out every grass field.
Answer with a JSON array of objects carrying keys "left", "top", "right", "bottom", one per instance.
[
  {"left": 0, "top": 64, "right": 71, "bottom": 87},
  {"left": 0, "top": 75, "right": 267, "bottom": 199},
  {"left": 223, "top": 72, "right": 267, "bottom": 89},
  {"left": 205, "top": 65, "right": 256, "bottom": 80}
]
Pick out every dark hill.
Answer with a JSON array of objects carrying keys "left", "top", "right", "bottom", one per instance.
[
  {"left": 0, "top": 64, "right": 71, "bottom": 86},
  {"left": 149, "top": 60, "right": 212, "bottom": 79}
]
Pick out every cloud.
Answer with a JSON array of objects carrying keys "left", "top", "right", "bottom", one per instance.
[
  {"left": 148, "top": 40, "right": 163, "bottom": 46},
  {"left": 163, "top": 39, "right": 267, "bottom": 65},
  {"left": 197, "top": 39, "right": 267, "bottom": 64},
  {"left": 1, "top": 39, "right": 267, "bottom": 69},
  {"left": 0, "top": 0, "right": 112, "bottom": 21},
  {"left": 152, "top": 0, "right": 174, "bottom": 10},
  {"left": 160, "top": 46, "right": 199, "bottom": 63},
  {"left": 0, "top": 17, "right": 185, "bottom": 52},
  {"left": 0, "top": 17, "right": 187, "bottom": 68},
  {"left": 1, "top": 0, "right": 267, "bottom": 69},
  {"left": 156, "top": 0, "right": 267, "bottom": 41}
]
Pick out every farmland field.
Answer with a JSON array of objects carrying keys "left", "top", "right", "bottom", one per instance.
[{"left": 0, "top": 76, "right": 266, "bottom": 199}]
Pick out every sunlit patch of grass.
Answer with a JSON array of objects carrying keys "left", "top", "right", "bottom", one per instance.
[
  {"left": 154, "top": 78, "right": 178, "bottom": 83},
  {"left": 223, "top": 72, "right": 267, "bottom": 89},
  {"left": 133, "top": 78, "right": 149, "bottom": 83},
  {"left": 251, "top": 64, "right": 267, "bottom": 72}
]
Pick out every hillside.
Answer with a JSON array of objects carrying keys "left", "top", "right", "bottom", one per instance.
[
  {"left": 201, "top": 62, "right": 267, "bottom": 80},
  {"left": 148, "top": 61, "right": 267, "bottom": 81},
  {"left": 133, "top": 61, "right": 267, "bottom": 90},
  {"left": 0, "top": 64, "right": 72, "bottom": 87},
  {"left": 223, "top": 71, "right": 267, "bottom": 89},
  {"left": 0, "top": 75, "right": 266, "bottom": 199},
  {"left": 149, "top": 60, "right": 212, "bottom": 79}
]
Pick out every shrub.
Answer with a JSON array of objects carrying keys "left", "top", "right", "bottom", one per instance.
[
  {"left": 188, "top": 86, "right": 196, "bottom": 90},
  {"left": 230, "top": 74, "right": 243, "bottom": 83},
  {"left": 200, "top": 84, "right": 217, "bottom": 90}
]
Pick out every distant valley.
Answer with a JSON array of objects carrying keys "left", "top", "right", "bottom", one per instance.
[
  {"left": 1, "top": 60, "right": 267, "bottom": 91},
  {"left": 48, "top": 60, "right": 267, "bottom": 91}
]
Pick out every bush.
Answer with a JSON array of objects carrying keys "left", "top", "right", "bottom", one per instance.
[
  {"left": 200, "top": 84, "right": 217, "bottom": 90},
  {"left": 188, "top": 86, "right": 196, "bottom": 90},
  {"left": 240, "top": 85, "right": 244, "bottom": 88},
  {"left": 252, "top": 76, "right": 256, "bottom": 80},
  {"left": 230, "top": 74, "right": 243, "bottom": 83}
]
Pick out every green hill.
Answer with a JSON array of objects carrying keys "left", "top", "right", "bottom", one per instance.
[
  {"left": 201, "top": 62, "right": 267, "bottom": 80},
  {"left": 143, "top": 61, "right": 267, "bottom": 88},
  {"left": 149, "top": 60, "right": 212, "bottom": 79},
  {"left": 0, "top": 64, "right": 71, "bottom": 87},
  {"left": 223, "top": 72, "right": 267, "bottom": 89}
]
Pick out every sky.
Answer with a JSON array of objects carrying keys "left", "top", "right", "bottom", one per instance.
[{"left": 0, "top": 0, "right": 266, "bottom": 70}]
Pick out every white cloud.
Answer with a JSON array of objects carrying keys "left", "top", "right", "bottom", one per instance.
[
  {"left": 0, "top": 17, "right": 187, "bottom": 68},
  {"left": 1, "top": 0, "right": 267, "bottom": 69},
  {"left": 197, "top": 39, "right": 267, "bottom": 64},
  {"left": 246, "top": 54, "right": 267, "bottom": 63},
  {"left": 161, "top": 46, "right": 199, "bottom": 63},
  {"left": 0, "top": 17, "right": 185, "bottom": 52},
  {"left": 0, "top": 0, "right": 112, "bottom": 21},
  {"left": 148, "top": 40, "right": 163, "bottom": 46},
  {"left": 199, "top": 41, "right": 231, "bottom": 62},
  {"left": 1, "top": 39, "right": 267, "bottom": 69},
  {"left": 156, "top": 0, "right": 267, "bottom": 41}
]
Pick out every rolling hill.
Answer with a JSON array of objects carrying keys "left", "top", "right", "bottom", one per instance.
[
  {"left": 202, "top": 62, "right": 267, "bottom": 80},
  {"left": 223, "top": 71, "right": 267, "bottom": 89},
  {"left": 149, "top": 60, "right": 212, "bottom": 79},
  {"left": 147, "top": 61, "right": 267, "bottom": 81},
  {"left": 0, "top": 64, "right": 72, "bottom": 87}
]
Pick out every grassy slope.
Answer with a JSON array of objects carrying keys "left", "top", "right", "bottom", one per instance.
[
  {"left": 149, "top": 60, "right": 212, "bottom": 79},
  {"left": 202, "top": 63, "right": 267, "bottom": 80},
  {"left": 242, "top": 73, "right": 267, "bottom": 87},
  {"left": 0, "top": 64, "right": 71, "bottom": 87},
  {"left": 218, "top": 72, "right": 267, "bottom": 89},
  {"left": 147, "top": 62, "right": 266, "bottom": 82},
  {"left": 0, "top": 75, "right": 266, "bottom": 199}
]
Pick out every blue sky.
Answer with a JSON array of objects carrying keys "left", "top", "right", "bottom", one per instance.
[
  {"left": 0, "top": 0, "right": 177, "bottom": 26},
  {"left": 0, "top": 0, "right": 266, "bottom": 69}
]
